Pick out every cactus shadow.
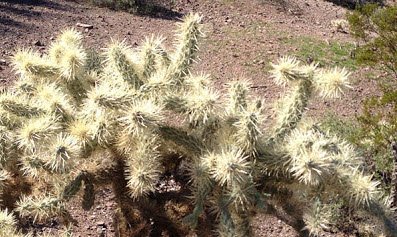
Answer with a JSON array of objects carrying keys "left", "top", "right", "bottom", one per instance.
[
  {"left": 134, "top": 4, "right": 184, "bottom": 21},
  {"left": 0, "top": 15, "right": 28, "bottom": 29},
  {"left": 0, "top": 0, "right": 68, "bottom": 10},
  {"left": 323, "top": 0, "right": 385, "bottom": 9}
]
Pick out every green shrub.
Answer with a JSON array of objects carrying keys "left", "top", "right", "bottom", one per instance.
[
  {"left": 347, "top": 3, "right": 397, "bottom": 198},
  {"left": 0, "top": 13, "right": 395, "bottom": 237}
]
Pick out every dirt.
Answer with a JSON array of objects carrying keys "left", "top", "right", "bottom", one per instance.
[{"left": 0, "top": 0, "right": 393, "bottom": 236}]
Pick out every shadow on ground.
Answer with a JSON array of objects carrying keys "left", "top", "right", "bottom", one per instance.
[
  {"left": 87, "top": 0, "right": 183, "bottom": 21},
  {"left": 324, "top": 0, "right": 384, "bottom": 9}
]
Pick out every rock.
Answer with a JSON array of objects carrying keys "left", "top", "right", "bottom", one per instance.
[
  {"left": 96, "top": 221, "right": 106, "bottom": 226},
  {"left": 0, "top": 59, "right": 6, "bottom": 65},
  {"left": 76, "top": 22, "right": 94, "bottom": 29}
]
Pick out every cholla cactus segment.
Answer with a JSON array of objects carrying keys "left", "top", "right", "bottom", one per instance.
[
  {"left": 165, "top": 89, "right": 218, "bottom": 125},
  {"left": 0, "top": 92, "right": 44, "bottom": 118},
  {"left": 118, "top": 99, "right": 163, "bottom": 136},
  {"left": 16, "top": 115, "right": 61, "bottom": 152},
  {"left": 41, "top": 134, "right": 80, "bottom": 173},
  {"left": 185, "top": 88, "right": 219, "bottom": 125},
  {"left": 16, "top": 195, "right": 64, "bottom": 222},
  {"left": 273, "top": 79, "right": 312, "bottom": 142},
  {"left": 0, "top": 108, "right": 23, "bottom": 129},
  {"left": 285, "top": 126, "right": 364, "bottom": 186},
  {"left": 232, "top": 104, "right": 262, "bottom": 155},
  {"left": 288, "top": 148, "right": 332, "bottom": 186},
  {"left": 0, "top": 170, "right": 10, "bottom": 196},
  {"left": 270, "top": 56, "right": 302, "bottom": 86},
  {"left": 139, "top": 69, "right": 171, "bottom": 96},
  {"left": 303, "top": 199, "right": 332, "bottom": 236},
  {"left": 299, "top": 62, "right": 318, "bottom": 79},
  {"left": 125, "top": 136, "right": 161, "bottom": 198},
  {"left": 347, "top": 171, "right": 380, "bottom": 206},
  {"left": 139, "top": 36, "right": 165, "bottom": 79},
  {"left": 203, "top": 147, "right": 251, "bottom": 187},
  {"left": 57, "top": 28, "right": 83, "bottom": 48},
  {"left": 104, "top": 41, "right": 143, "bottom": 89},
  {"left": 0, "top": 127, "right": 13, "bottom": 163},
  {"left": 326, "top": 137, "right": 362, "bottom": 168},
  {"left": 168, "top": 13, "right": 204, "bottom": 85},
  {"left": 58, "top": 45, "right": 86, "bottom": 81},
  {"left": 187, "top": 158, "right": 213, "bottom": 192},
  {"left": 285, "top": 127, "right": 332, "bottom": 185},
  {"left": 227, "top": 182, "right": 256, "bottom": 211},
  {"left": 68, "top": 119, "right": 91, "bottom": 148},
  {"left": 12, "top": 49, "right": 59, "bottom": 79},
  {"left": 49, "top": 42, "right": 66, "bottom": 65},
  {"left": 35, "top": 83, "right": 74, "bottom": 119},
  {"left": 0, "top": 209, "right": 17, "bottom": 233},
  {"left": 0, "top": 170, "right": 10, "bottom": 185},
  {"left": 88, "top": 112, "right": 116, "bottom": 146},
  {"left": 86, "top": 82, "right": 135, "bottom": 109},
  {"left": 314, "top": 67, "right": 351, "bottom": 98},
  {"left": 19, "top": 154, "right": 45, "bottom": 178},
  {"left": 185, "top": 74, "right": 212, "bottom": 91},
  {"left": 49, "top": 29, "right": 85, "bottom": 81},
  {"left": 227, "top": 80, "right": 251, "bottom": 113}
]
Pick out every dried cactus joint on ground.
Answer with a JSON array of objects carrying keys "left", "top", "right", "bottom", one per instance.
[{"left": 0, "top": 13, "right": 395, "bottom": 237}]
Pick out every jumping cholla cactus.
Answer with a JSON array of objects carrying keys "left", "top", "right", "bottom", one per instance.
[{"left": 0, "top": 13, "right": 396, "bottom": 237}]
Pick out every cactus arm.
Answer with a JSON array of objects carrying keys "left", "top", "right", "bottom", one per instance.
[
  {"left": 16, "top": 115, "right": 61, "bottom": 152},
  {"left": 12, "top": 49, "right": 59, "bottom": 80},
  {"left": 15, "top": 195, "right": 65, "bottom": 223},
  {"left": 118, "top": 99, "right": 163, "bottom": 136},
  {"left": 166, "top": 13, "right": 204, "bottom": 87},
  {"left": 0, "top": 93, "right": 44, "bottom": 118},
  {"left": 123, "top": 136, "right": 161, "bottom": 199},
  {"left": 139, "top": 36, "right": 165, "bottom": 79},
  {"left": 104, "top": 41, "right": 143, "bottom": 89},
  {"left": 272, "top": 79, "right": 312, "bottom": 143},
  {"left": 158, "top": 125, "right": 204, "bottom": 156},
  {"left": 232, "top": 105, "right": 262, "bottom": 156},
  {"left": 227, "top": 80, "right": 250, "bottom": 114}
]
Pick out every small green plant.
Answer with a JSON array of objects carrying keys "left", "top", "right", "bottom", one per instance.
[
  {"left": 284, "top": 36, "right": 358, "bottom": 70},
  {"left": 348, "top": 3, "right": 397, "bottom": 76},
  {"left": 347, "top": 3, "right": 397, "bottom": 201},
  {"left": 0, "top": 13, "right": 395, "bottom": 237}
]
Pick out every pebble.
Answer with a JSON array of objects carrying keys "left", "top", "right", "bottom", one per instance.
[
  {"left": 76, "top": 22, "right": 94, "bottom": 29},
  {"left": 96, "top": 221, "right": 105, "bottom": 226}
]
